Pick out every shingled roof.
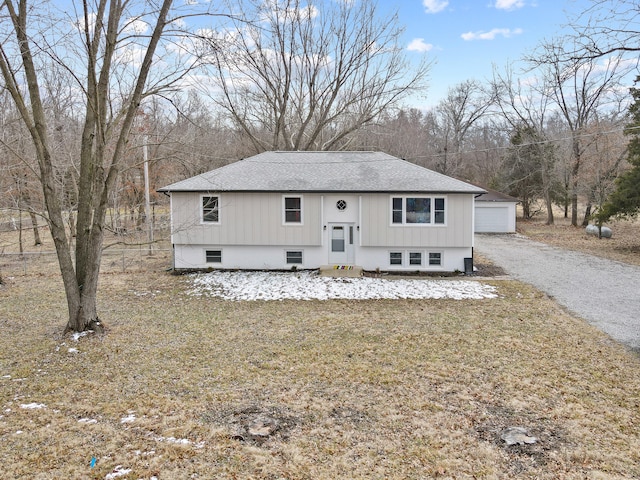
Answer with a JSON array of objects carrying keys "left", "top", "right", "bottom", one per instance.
[{"left": 158, "top": 151, "right": 486, "bottom": 194}]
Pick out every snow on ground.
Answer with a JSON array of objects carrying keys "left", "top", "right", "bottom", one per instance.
[
  {"left": 20, "top": 403, "right": 46, "bottom": 409},
  {"left": 187, "top": 271, "right": 498, "bottom": 301}
]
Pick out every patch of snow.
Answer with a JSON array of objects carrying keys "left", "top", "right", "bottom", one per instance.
[
  {"left": 120, "top": 413, "right": 136, "bottom": 423},
  {"left": 78, "top": 418, "right": 98, "bottom": 424},
  {"left": 153, "top": 435, "right": 205, "bottom": 448},
  {"left": 135, "top": 449, "right": 156, "bottom": 456},
  {"left": 68, "top": 348, "right": 79, "bottom": 354},
  {"left": 187, "top": 271, "right": 498, "bottom": 302},
  {"left": 72, "top": 331, "right": 90, "bottom": 342},
  {"left": 165, "top": 436, "right": 191, "bottom": 445},
  {"left": 2, "top": 375, "right": 11, "bottom": 379},
  {"left": 105, "top": 465, "right": 131, "bottom": 479},
  {"left": 20, "top": 403, "right": 46, "bottom": 409},
  {"left": 15, "top": 430, "right": 23, "bottom": 434}
]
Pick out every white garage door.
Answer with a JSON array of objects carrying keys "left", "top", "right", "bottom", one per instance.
[{"left": 475, "top": 206, "right": 510, "bottom": 233}]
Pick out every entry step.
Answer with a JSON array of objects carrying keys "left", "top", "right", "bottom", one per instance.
[{"left": 319, "top": 265, "right": 364, "bottom": 278}]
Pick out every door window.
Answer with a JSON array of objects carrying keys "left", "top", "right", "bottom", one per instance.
[{"left": 332, "top": 226, "right": 345, "bottom": 252}]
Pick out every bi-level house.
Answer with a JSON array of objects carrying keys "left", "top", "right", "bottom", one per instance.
[{"left": 158, "top": 151, "right": 485, "bottom": 272}]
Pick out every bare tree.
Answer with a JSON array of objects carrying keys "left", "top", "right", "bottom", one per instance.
[
  {"left": 567, "top": 0, "right": 640, "bottom": 60},
  {"left": 433, "top": 80, "right": 494, "bottom": 176},
  {"left": 200, "top": 0, "right": 430, "bottom": 152},
  {"left": 0, "top": 0, "right": 201, "bottom": 333},
  {"left": 577, "top": 114, "right": 629, "bottom": 225},
  {"left": 492, "top": 67, "right": 559, "bottom": 224},
  {"left": 527, "top": 41, "right": 629, "bottom": 226}
]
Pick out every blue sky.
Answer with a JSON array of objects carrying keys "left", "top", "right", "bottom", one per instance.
[{"left": 387, "top": 0, "right": 593, "bottom": 108}]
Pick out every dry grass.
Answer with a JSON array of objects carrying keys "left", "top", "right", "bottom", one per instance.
[
  {"left": 1, "top": 220, "right": 640, "bottom": 478},
  {"left": 517, "top": 215, "right": 640, "bottom": 267},
  {"left": 1, "top": 261, "right": 640, "bottom": 478}
]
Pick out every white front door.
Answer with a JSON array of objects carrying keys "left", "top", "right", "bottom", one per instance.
[{"left": 329, "top": 223, "right": 355, "bottom": 264}]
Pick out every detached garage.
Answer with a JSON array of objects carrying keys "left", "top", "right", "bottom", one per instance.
[{"left": 475, "top": 189, "right": 519, "bottom": 233}]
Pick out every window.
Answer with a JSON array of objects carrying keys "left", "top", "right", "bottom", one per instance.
[
  {"left": 409, "top": 252, "right": 423, "bottom": 266},
  {"left": 390, "top": 252, "right": 402, "bottom": 265},
  {"left": 429, "top": 252, "right": 442, "bottom": 266},
  {"left": 392, "top": 198, "right": 403, "bottom": 224},
  {"left": 391, "top": 196, "right": 446, "bottom": 225},
  {"left": 286, "top": 251, "right": 303, "bottom": 264},
  {"left": 434, "top": 198, "right": 445, "bottom": 224},
  {"left": 206, "top": 250, "right": 222, "bottom": 263},
  {"left": 336, "top": 199, "right": 347, "bottom": 211},
  {"left": 406, "top": 198, "right": 431, "bottom": 223},
  {"left": 284, "top": 196, "right": 302, "bottom": 223},
  {"left": 202, "top": 196, "right": 219, "bottom": 223},
  {"left": 331, "top": 226, "right": 345, "bottom": 252}
]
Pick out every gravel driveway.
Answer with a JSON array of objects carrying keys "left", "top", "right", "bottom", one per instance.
[{"left": 474, "top": 233, "right": 640, "bottom": 351}]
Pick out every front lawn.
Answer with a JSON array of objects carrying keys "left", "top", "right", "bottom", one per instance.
[{"left": 0, "top": 267, "right": 638, "bottom": 479}]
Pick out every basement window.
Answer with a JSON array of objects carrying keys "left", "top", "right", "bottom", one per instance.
[
  {"left": 206, "top": 250, "right": 222, "bottom": 263},
  {"left": 429, "top": 252, "right": 442, "bottom": 266},
  {"left": 390, "top": 252, "right": 403, "bottom": 265},
  {"left": 409, "top": 252, "right": 423, "bottom": 266},
  {"left": 286, "top": 251, "right": 303, "bottom": 264}
]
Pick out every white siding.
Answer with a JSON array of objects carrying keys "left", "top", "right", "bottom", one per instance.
[
  {"left": 360, "top": 194, "right": 474, "bottom": 247},
  {"left": 174, "top": 244, "right": 472, "bottom": 272},
  {"left": 170, "top": 191, "right": 477, "bottom": 272},
  {"left": 171, "top": 192, "right": 322, "bottom": 246}
]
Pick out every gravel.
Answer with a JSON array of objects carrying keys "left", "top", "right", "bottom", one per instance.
[{"left": 475, "top": 233, "right": 640, "bottom": 351}]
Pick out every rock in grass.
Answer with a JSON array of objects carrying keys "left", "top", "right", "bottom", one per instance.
[{"left": 500, "top": 426, "right": 537, "bottom": 446}]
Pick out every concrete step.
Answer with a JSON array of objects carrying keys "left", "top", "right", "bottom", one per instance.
[{"left": 319, "top": 265, "right": 364, "bottom": 278}]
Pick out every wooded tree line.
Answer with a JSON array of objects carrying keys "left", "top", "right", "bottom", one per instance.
[{"left": 1, "top": 0, "right": 639, "bottom": 332}]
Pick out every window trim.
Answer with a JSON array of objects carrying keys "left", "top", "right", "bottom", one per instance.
[
  {"left": 428, "top": 251, "right": 443, "bottom": 267},
  {"left": 389, "top": 251, "right": 403, "bottom": 266},
  {"left": 283, "top": 195, "right": 303, "bottom": 225},
  {"left": 390, "top": 195, "right": 447, "bottom": 226},
  {"left": 201, "top": 194, "right": 220, "bottom": 224},
  {"left": 409, "top": 251, "right": 423, "bottom": 266}
]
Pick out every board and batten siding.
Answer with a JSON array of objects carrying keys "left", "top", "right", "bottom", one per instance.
[
  {"left": 171, "top": 192, "right": 322, "bottom": 246},
  {"left": 360, "top": 194, "right": 474, "bottom": 248}
]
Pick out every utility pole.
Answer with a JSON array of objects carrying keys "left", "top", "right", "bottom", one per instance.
[{"left": 143, "top": 135, "right": 153, "bottom": 254}]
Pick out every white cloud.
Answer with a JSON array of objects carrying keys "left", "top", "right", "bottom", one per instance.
[
  {"left": 407, "top": 38, "right": 434, "bottom": 53},
  {"left": 122, "top": 17, "right": 149, "bottom": 35},
  {"left": 73, "top": 12, "right": 97, "bottom": 36},
  {"left": 115, "top": 45, "right": 146, "bottom": 68},
  {"left": 423, "top": 0, "right": 448, "bottom": 14},
  {"left": 494, "top": 0, "right": 525, "bottom": 10},
  {"left": 461, "top": 28, "right": 523, "bottom": 41}
]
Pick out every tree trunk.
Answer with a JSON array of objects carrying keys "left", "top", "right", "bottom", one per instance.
[
  {"left": 18, "top": 209, "right": 23, "bottom": 255},
  {"left": 571, "top": 146, "right": 580, "bottom": 227},
  {"left": 63, "top": 249, "right": 104, "bottom": 335},
  {"left": 68, "top": 211, "right": 76, "bottom": 238},
  {"left": 29, "top": 210, "right": 41, "bottom": 245},
  {"left": 582, "top": 203, "right": 592, "bottom": 226},
  {"left": 545, "top": 190, "right": 555, "bottom": 225}
]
